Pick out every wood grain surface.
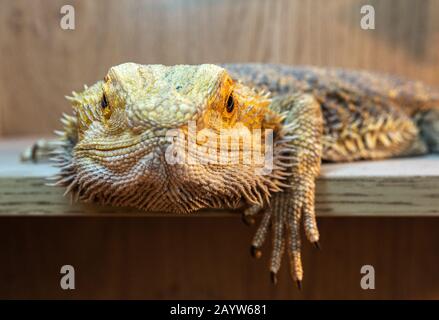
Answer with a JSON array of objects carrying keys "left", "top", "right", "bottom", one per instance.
[
  {"left": 0, "top": 216, "right": 439, "bottom": 299},
  {"left": 0, "top": 0, "right": 439, "bottom": 299}
]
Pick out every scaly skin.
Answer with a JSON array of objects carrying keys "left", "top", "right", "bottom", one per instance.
[{"left": 23, "top": 63, "right": 439, "bottom": 287}]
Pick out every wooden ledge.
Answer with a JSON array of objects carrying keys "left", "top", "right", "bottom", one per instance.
[{"left": 1, "top": 137, "right": 439, "bottom": 217}]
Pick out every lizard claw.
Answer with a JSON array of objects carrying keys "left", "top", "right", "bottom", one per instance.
[
  {"left": 270, "top": 271, "right": 278, "bottom": 285},
  {"left": 242, "top": 214, "right": 255, "bottom": 226},
  {"left": 250, "top": 245, "right": 262, "bottom": 259},
  {"left": 248, "top": 180, "right": 319, "bottom": 288},
  {"left": 241, "top": 205, "right": 262, "bottom": 226},
  {"left": 313, "top": 241, "right": 321, "bottom": 250}
]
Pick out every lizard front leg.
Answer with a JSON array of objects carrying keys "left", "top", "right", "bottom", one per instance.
[
  {"left": 21, "top": 114, "right": 78, "bottom": 163},
  {"left": 250, "top": 94, "right": 323, "bottom": 287}
]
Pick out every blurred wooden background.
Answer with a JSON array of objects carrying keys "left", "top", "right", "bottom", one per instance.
[
  {"left": 0, "top": 0, "right": 439, "bottom": 299},
  {"left": 0, "top": 0, "right": 438, "bottom": 136}
]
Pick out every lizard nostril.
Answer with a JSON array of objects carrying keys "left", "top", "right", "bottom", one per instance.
[
  {"left": 226, "top": 93, "right": 235, "bottom": 112},
  {"left": 101, "top": 93, "right": 108, "bottom": 108}
]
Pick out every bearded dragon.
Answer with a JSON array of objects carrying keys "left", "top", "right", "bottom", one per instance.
[{"left": 22, "top": 63, "right": 439, "bottom": 288}]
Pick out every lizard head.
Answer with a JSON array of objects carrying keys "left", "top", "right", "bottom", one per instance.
[{"left": 58, "top": 63, "right": 286, "bottom": 212}]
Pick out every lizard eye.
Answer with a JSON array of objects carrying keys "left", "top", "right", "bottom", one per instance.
[
  {"left": 101, "top": 93, "right": 108, "bottom": 108},
  {"left": 226, "top": 93, "right": 234, "bottom": 113}
]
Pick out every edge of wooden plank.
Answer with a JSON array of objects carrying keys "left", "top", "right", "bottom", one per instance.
[
  {"left": 1, "top": 175, "right": 438, "bottom": 217},
  {"left": 1, "top": 138, "right": 439, "bottom": 217}
]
